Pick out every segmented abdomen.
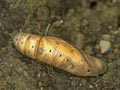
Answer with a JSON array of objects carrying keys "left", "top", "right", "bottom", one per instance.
[{"left": 13, "top": 32, "right": 107, "bottom": 76}]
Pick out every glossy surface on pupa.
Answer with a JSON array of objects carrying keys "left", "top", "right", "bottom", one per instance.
[{"left": 13, "top": 32, "right": 107, "bottom": 76}]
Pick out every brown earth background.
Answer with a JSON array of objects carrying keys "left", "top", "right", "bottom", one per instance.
[{"left": 0, "top": 0, "right": 120, "bottom": 90}]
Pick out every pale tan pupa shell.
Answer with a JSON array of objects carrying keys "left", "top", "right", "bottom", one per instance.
[{"left": 13, "top": 32, "right": 107, "bottom": 76}]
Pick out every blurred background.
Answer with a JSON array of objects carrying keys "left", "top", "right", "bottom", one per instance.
[{"left": 0, "top": 0, "right": 120, "bottom": 90}]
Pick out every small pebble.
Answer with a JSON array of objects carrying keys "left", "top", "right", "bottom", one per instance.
[
  {"left": 38, "top": 81, "right": 43, "bottom": 87},
  {"left": 73, "top": 32, "right": 85, "bottom": 49},
  {"left": 100, "top": 40, "right": 111, "bottom": 53},
  {"left": 101, "top": 34, "right": 111, "bottom": 41},
  {"left": 116, "top": 60, "right": 120, "bottom": 66},
  {"left": 112, "top": 0, "right": 117, "bottom": 3},
  {"left": 82, "top": 19, "right": 89, "bottom": 27},
  {"left": 89, "top": 84, "right": 93, "bottom": 88},
  {"left": 40, "top": 87, "right": 44, "bottom": 90},
  {"left": 37, "top": 73, "right": 41, "bottom": 78}
]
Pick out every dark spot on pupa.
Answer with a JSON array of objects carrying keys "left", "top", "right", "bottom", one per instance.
[
  {"left": 21, "top": 42, "right": 23, "bottom": 44},
  {"left": 59, "top": 54, "right": 62, "bottom": 57},
  {"left": 32, "top": 46, "right": 34, "bottom": 48},
  {"left": 49, "top": 50, "right": 52, "bottom": 52},
  {"left": 87, "top": 69, "right": 90, "bottom": 72},
  {"left": 56, "top": 42, "right": 59, "bottom": 45},
  {"left": 66, "top": 59, "right": 69, "bottom": 62},
  {"left": 70, "top": 49, "right": 74, "bottom": 53}
]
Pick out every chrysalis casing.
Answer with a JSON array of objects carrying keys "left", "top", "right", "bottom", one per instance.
[{"left": 13, "top": 32, "right": 107, "bottom": 76}]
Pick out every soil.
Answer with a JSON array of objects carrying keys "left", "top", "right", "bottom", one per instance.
[{"left": 0, "top": 0, "right": 120, "bottom": 90}]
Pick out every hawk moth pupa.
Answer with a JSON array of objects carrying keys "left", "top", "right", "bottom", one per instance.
[{"left": 13, "top": 32, "right": 107, "bottom": 76}]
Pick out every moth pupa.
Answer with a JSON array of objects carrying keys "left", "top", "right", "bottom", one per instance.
[{"left": 13, "top": 32, "right": 107, "bottom": 76}]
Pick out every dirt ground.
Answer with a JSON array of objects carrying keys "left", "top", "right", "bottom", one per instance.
[{"left": 0, "top": 0, "right": 120, "bottom": 90}]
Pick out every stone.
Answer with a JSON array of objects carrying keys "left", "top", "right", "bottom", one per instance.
[
  {"left": 100, "top": 40, "right": 111, "bottom": 53},
  {"left": 72, "top": 32, "right": 85, "bottom": 50},
  {"left": 101, "top": 34, "right": 111, "bottom": 41}
]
